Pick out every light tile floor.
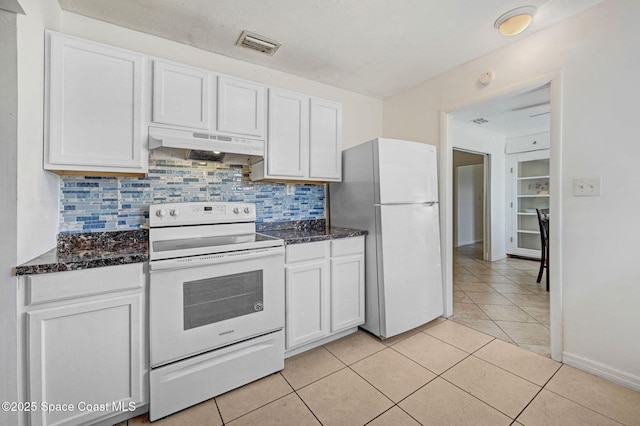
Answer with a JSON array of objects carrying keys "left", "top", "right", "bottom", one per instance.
[
  {"left": 124, "top": 242, "right": 640, "bottom": 425},
  {"left": 452, "top": 242, "right": 552, "bottom": 357},
  {"left": 127, "top": 318, "right": 640, "bottom": 425}
]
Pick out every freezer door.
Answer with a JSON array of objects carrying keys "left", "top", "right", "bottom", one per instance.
[
  {"left": 375, "top": 203, "right": 443, "bottom": 337},
  {"left": 375, "top": 139, "right": 439, "bottom": 204}
]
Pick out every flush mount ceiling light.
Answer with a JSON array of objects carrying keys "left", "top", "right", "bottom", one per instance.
[
  {"left": 236, "top": 31, "right": 281, "bottom": 56},
  {"left": 494, "top": 6, "right": 537, "bottom": 36}
]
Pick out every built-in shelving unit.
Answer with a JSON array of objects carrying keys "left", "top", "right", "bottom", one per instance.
[{"left": 507, "top": 150, "right": 550, "bottom": 258}]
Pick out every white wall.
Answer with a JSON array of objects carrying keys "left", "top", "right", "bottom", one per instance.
[
  {"left": 0, "top": 9, "right": 19, "bottom": 424},
  {"left": 384, "top": 0, "right": 640, "bottom": 388},
  {"left": 455, "top": 164, "right": 484, "bottom": 247},
  {"left": 15, "top": 0, "right": 61, "bottom": 264}
]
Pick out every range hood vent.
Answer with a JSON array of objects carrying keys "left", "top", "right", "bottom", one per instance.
[
  {"left": 236, "top": 31, "right": 281, "bottom": 56},
  {"left": 148, "top": 127, "right": 264, "bottom": 165}
]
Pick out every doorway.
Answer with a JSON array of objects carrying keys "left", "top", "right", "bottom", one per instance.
[
  {"left": 453, "top": 149, "right": 486, "bottom": 256},
  {"left": 441, "top": 74, "right": 562, "bottom": 361}
]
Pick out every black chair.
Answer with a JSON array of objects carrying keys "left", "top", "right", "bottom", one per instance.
[{"left": 536, "top": 208, "right": 549, "bottom": 291}]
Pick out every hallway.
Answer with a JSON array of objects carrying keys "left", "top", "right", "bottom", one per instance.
[{"left": 453, "top": 243, "right": 550, "bottom": 357}]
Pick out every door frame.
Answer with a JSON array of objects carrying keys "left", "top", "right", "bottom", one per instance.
[
  {"left": 452, "top": 148, "right": 490, "bottom": 259},
  {"left": 440, "top": 71, "right": 563, "bottom": 361}
]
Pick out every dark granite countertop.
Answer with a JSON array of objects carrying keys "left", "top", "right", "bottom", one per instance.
[
  {"left": 15, "top": 220, "right": 366, "bottom": 275},
  {"left": 15, "top": 230, "right": 148, "bottom": 276},
  {"left": 258, "top": 219, "right": 367, "bottom": 245}
]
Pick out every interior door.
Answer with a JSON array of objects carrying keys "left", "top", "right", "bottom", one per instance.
[{"left": 375, "top": 203, "right": 443, "bottom": 337}]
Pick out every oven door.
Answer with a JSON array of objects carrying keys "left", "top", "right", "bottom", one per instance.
[{"left": 149, "top": 246, "right": 284, "bottom": 367}]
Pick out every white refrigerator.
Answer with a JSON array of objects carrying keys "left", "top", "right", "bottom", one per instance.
[{"left": 329, "top": 138, "right": 443, "bottom": 338}]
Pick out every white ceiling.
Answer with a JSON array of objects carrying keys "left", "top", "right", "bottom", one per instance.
[
  {"left": 57, "top": 0, "right": 606, "bottom": 99},
  {"left": 452, "top": 83, "right": 551, "bottom": 137}
]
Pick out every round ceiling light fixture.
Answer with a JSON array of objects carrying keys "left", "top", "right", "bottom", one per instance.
[{"left": 494, "top": 6, "right": 537, "bottom": 36}]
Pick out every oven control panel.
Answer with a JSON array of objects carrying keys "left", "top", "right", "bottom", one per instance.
[{"left": 149, "top": 202, "right": 256, "bottom": 227}]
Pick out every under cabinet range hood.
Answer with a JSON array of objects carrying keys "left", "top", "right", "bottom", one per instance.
[{"left": 148, "top": 126, "right": 264, "bottom": 165}]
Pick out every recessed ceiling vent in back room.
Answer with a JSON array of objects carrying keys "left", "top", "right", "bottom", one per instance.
[
  {"left": 236, "top": 31, "right": 281, "bottom": 56},
  {"left": 472, "top": 118, "right": 489, "bottom": 124}
]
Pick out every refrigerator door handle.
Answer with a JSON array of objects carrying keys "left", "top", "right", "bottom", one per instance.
[{"left": 374, "top": 201, "right": 438, "bottom": 207}]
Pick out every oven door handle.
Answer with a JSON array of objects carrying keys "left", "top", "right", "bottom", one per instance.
[{"left": 149, "top": 246, "right": 284, "bottom": 272}]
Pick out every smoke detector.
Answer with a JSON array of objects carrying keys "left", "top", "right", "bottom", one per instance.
[{"left": 236, "top": 31, "right": 281, "bottom": 56}]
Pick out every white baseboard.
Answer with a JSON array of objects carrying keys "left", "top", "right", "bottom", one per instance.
[
  {"left": 454, "top": 239, "right": 483, "bottom": 247},
  {"left": 562, "top": 352, "right": 640, "bottom": 392}
]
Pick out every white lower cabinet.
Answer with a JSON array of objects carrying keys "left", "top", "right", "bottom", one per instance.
[
  {"left": 284, "top": 237, "right": 364, "bottom": 355},
  {"left": 19, "top": 264, "right": 147, "bottom": 426},
  {"left": 285, "top": 243, "right": 330, "bottom": 349},
  {"left": 330, "top": 255, "right": 365, "bottom": 332}
]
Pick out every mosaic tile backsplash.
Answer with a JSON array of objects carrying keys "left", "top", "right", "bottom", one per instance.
[{"left": 59, "top": 159, "right": 325, "bottom": 233}]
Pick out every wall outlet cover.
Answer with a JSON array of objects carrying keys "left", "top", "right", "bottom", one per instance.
[{"left": 572, "top": 176, "right": 602, "bottom": 196}]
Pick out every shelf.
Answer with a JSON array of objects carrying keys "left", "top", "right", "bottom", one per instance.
[
  {"left": 517, "top": 212, "right": 537, "bottom": 216},
  {"left": 517, "top": 194, "right": 549, "bottom": 198},
  {"left": 517, "top": 175, "right": 549, "bottom": 181}
]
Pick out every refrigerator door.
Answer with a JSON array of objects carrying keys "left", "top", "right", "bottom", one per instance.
[
  {"left": 375, "top": 139, "right": 439, "bottom": 204},
  {"left": 375, "top": 203, "right": 443, "bottom": 338}
]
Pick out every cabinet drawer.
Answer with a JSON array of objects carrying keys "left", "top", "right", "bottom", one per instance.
[
  {"left": 331, "top": 236, "right": 364, "bottom": 257},
  {"left": 27, "top": 263, "right": 144, "bottom": 306},
  {"left": 286, "top": 241, "right": 329, "bottom": 264},
  {"left": 506, "top": 132, "right": 550, "bottom": 154}
]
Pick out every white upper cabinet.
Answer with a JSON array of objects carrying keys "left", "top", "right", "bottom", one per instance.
[
  {"left": 309, "top": 98, "right": 342, "bottom": 181},
  {"left": 45, "top": 31, "right": 148, "bottom": 174},
  {"left": 152, "top": 60, "right": 211, "bottom": 130},
  {"left": 265, "top": 88, "right": 309, "bottom": 179},
  {"left": 253, "top": 91, "right": 342, "bottom": 182},
  {"left": 506, "top": 132, "right": 550, "bottom": 154},
  {"left": 217, "top": 76, "right": 266, "bottom": 139}
]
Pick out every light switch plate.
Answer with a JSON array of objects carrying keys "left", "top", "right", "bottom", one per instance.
[
  {"left": 573, "top": 176, "right": 601, "bottom": 196},
  {"left": 286, "top": 183, "right": 295, "bottom": 195}
]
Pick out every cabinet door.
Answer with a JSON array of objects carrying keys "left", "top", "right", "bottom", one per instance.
[
  {"left": 46, "top": 31, "right": 147, "bottom": 173},
  {"left": 309, "top": 98, "right": 342, "bottom": 181},
  {"left": 330, "top": 253, "right": 365, "bottom": 332},
  {"left": 217, "top": 76, "right": 265, "bottom": 138},
  {"left": 152, "top": 60, "right": 211, "bottom": 130},
  {"left": 266, "top": 88, "right": 308, "bottom": 178},
  {"left": 27, "top": 294, "right": 144, "bottom": 426},
  {"left": 506, "top": 132, "right": 550, "bottom": 154},
  {"left": 285, "top": 260, "right": 329, "bottom": 349},
  {"left": 507, "top": 149, "right": 550, "bottom": 258}
]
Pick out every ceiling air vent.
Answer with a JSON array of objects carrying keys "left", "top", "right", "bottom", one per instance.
[
  {"left": 236, "top": 31, "right": 281, "bottom": 56},
  {"left": 472, "top": 118, "right": 489, "bottom": 124}
]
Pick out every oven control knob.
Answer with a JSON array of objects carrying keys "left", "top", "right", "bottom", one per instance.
[
  {"left": 233, "top": 207, "right": 240, "bottom": 214},
  {"left": 170, "top": 209, "right": 180, "bottom": 217},
  {"left": 156, "top": 209, "right": 167, "bottom": 218},
  {"left": 244, "top": 207, "right": 251, "bottom": 214}
]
